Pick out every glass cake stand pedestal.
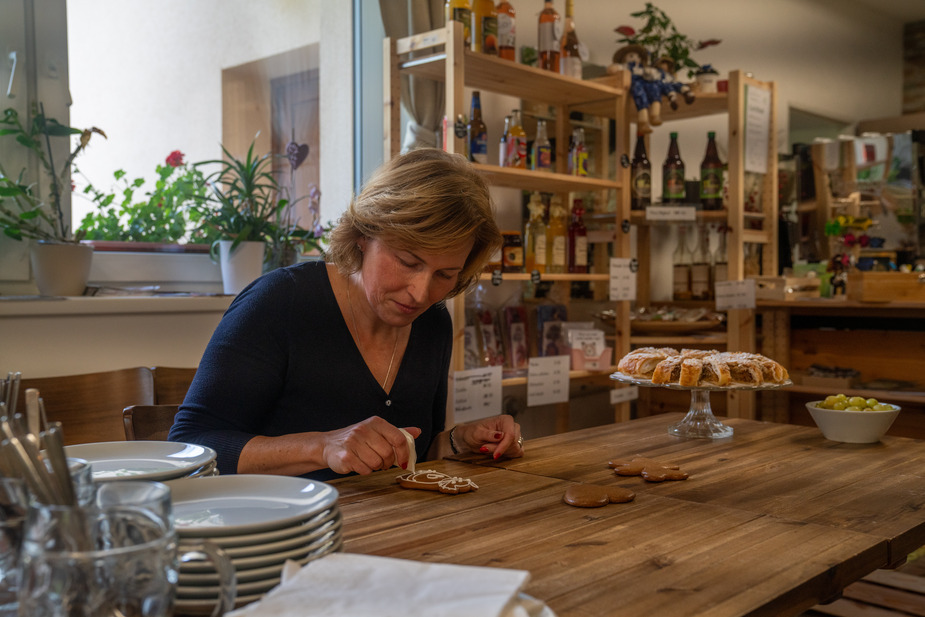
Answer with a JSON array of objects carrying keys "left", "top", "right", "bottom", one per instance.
[{"left": 610, "top": 372, "right": 792, "bottom": 439}]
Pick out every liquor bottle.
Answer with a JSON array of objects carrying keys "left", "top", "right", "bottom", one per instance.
[
  {"left": 446, "top": 0, "right": 472, "bottom": 48},
  {"left": 559, "top": 0, "right": 582, "bottom": 79},
  {"left": 712, "top": 224, "right": 728, "bottom": 287},
  {"left": 467, "top": 91, "right": 488, "bottom": 164},
  {"left": 690, "top": 225, "right": 712, "bottom": 300},
  {"left": 505, "top": 109, "right": 527, "bottom": 169},
  {"left": 501, "top": 231, "right": 524, "bottom": 273},
  {"left": 663, "top": 131, "right": 685, "bottom": 204},
  {"left": 567, "top": 127, "right": 587, "bottom": 176},
  {"left": 672, "top": 225, "right": 693, "bottom": 301},
  {"left": 567, "top": 198, "right": 588, "bottom": 273},
  {"left": 531, "top": 119, "right": 552, "bottom": 171},
  {"left": 472, "top": 0, "right": 498, "bottom": 54},
  {"left": 700, "top": 130, "right": 724, "bottom": 210},
  {"left": 630, "top": 133, "right": 651, "bottom": 210},
  {"left": 545, "top": 195, "right": 568, "bottom": 273},
  {"left": 537, "top": 0, "right": 560, "bottom": 72},
  {"left": 524, "top": 192, "right": 547, "bottom": 273},
  {"left": 496, "top": 1, "right": 516, "bottom": 61},
  {"left": 499, "top": 115, "right": 511, "bottom": 167}
]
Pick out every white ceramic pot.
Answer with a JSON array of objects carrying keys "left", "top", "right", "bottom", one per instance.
[
  {"left": 216, "top": 240, "right": 265, "bottom": 295},
  {"left": 30, "top": 242, "right": 94, "bottom": 296}
]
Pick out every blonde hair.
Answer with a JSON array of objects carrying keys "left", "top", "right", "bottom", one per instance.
[{"left": 327, "top": 148, "right": 502, "bottom": 298}]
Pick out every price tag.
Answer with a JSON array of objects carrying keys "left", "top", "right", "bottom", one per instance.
[
  {"left": 452, "top": 366, "right": 502, "bottom": 424},
  {"left": 610, "top": 386, "right": 639, "bottom": 405},
  {"left": 645, "top": 206, "right": 697, "bottom": 222},
  {"left": 715, "top": 279, "right": 756, "bottom": 310},
  {"left": 527, "top": 356, "right": 570, "bottom": 407},
  {"left": 609, "top": 257, "right": 636, "bottom": 301}
]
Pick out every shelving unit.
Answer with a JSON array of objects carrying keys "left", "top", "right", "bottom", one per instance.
[{"left": 384, "top": 22, "right": 633, "bottom": 431}]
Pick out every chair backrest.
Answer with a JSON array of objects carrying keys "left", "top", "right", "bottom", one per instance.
[
  {"left": 17, "top": 368, "right": 156, "bottom": 445},
  {"left": 122, "top": 404, "right": 180, "bottom": 441},
  {"left": 150, "top": 366, "right": 197, "bottom": 404}
]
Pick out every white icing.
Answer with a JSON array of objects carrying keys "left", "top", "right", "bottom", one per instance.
[{"left": 398, "top": 428, "right": 416, "bottom": 473}]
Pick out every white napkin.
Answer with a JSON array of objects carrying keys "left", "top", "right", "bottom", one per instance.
[{"left": 226, "top": 553, "right": 540, "bottom": 617}]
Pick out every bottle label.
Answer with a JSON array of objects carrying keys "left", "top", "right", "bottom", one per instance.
[
  {"left": 538, "top": 22, "right": 558, "bottom": 52},
  {"left": 700, "top": 168, "right": 723, "bottom": 198},
  {"left": 503, "top": 246, "right": 524, "bottom": 271},
  {"left": 560, "top": 57, "right": 582, "bottom": 79},
  {"left": 632, "top": 169, "right": 651, "bottom": 200},
  {"left": 506, "top": 135, "right": 527, "bottom": 168},
  {"left": 498, "top": 14, "right": 515, "bottom": 47},
  {"left": 534, "top": 144, "right": 552, "bottom": 170},
  {"left": 672, "top": 264, "right": 691, "bottom": 296},
  {"left": 574, "top": 236, "right": 588, "bottom": 266},
  {"left": 714, "top": 262, "right": 728, "bottom": 284},
  {"left": 552, "top": 236, "right": 567, "bottom": 267},
  {"left": 470, "top": 130, "right": 488, "bottom": 164},
  {"left": 664, "top": 169, "right": 685, "bottom": 200},
  {"left": 481, "top": 16, "right": 498, "bottom": 54},
  {"left": 535, "top": 235, "right": 547, "bottom": 265},
  {"left": 691, "top": 264, "right": 711, "bottom": 298},
  {"left": 452, "top": 8, "right": 472, "bottom": 46}
]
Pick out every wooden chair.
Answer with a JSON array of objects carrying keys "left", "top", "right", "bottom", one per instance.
[
  {"left": 150, "top": 366, "right": 197, "bottom": 404},
  {"left": 16, "top": 368, "right": 155, "bottom": 445},
  {"left": 122, "top": 404, "right": 180, "bottom": 441}
]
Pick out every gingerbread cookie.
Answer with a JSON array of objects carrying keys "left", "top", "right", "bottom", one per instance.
[
  {"left": 608, "top": 457, "right": 689, "bottom": 482},
  {"left": 396, "top": 470, "right": 478, "bottom": 494},
  {"left": 563, "top": 484, "right": 636, "bottom": 508}
]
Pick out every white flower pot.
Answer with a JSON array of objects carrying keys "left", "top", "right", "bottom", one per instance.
[
  {"left": 216, "top": 240, "right": 265, "bottom": 295},
  {"left": 30, "top": 242, "right": 94, "bottom": 296}
]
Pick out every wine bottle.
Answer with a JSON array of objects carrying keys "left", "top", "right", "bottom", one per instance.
[
  {"left": 524, "top": 192, "right": 547, "bottom": 273},
  {"left": 567, "top": 198, "right": 588, "bottom": 273},
  {"left": 672, "top": 225, "right": 693, "bottom": 301},
  {"left": 545, "top": 195, "right": 567, "bottom": 273},
  {"left": 630, "top": 133, "right": 651, "bottom": 210},
  {"left": 700, "top": 131, "right": 724, "bottom": 210},
  {"left": 506, "top": 109, "right": 527, "bottom": 169},
  {"left": 531, "top": 119, "right": 552, "bottom": 171},
  {"left": 467, "top": 91, "right": 488, "bottom": 164},
  {"left": 568, "top": 127, "right": 587, "bottom": 176},
  {"left": 690, "top": 225, "right": 712, "bottom": 300},
  {"left": 537, "top": 0, "right": 560, "bottom": 72},
  {"left": 499, "top": 115, "right": 511, "bottom": 167},
  {"left": 445, "top": 0, "right": 472, "bottom": 48},
  {"left": 559, "top": 0, "right": 582, "bottom": 79},
  {"left": 496, "top": 1, "right": 516, "bottom": 61},
  {"left": 472, "top": 0, "right": 498, "bottom": 54},
  {"left": 663, "top": 131, "right": 685, "bottom": 204}
]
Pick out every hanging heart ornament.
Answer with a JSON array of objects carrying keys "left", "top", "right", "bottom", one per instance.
[{"left": 286, "top": 141, "right": 309, "bottom": 170}]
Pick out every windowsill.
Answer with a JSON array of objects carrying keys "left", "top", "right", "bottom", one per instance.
[
  {"left": 0, "top": 294, "right": 234, "bottom": 317},
  {"left": 83, "top": 241, "right": 211, "bottom": 254}
]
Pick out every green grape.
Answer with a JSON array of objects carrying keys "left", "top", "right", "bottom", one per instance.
[
  {"left": 865, "top": 398, "right": 879, "bottom": 407},
  {"left": 845, "top": 406, "right": 863, "bottom": 411},
  {"left": 835, "top": 393, "right": 848, "bottom": 401},
  {"left": 848, "top": 396, "right": 867, "bottom": 407},
  {"left": 873, "top": 403, "right": 894, "bottom": 411},
  {"left": 830, "top": 401, "right": 848, "bottom": 410},
  {"left": 823, "top": 395, "right": 840, "bottom": 407}
]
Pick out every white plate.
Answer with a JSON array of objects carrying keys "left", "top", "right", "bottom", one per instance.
[
  {"left": 169, "top": 474, "right": 339, "bottom": 536},
  {"left": 176, "top": 574, "right": 281, "bottom": 599},
  {"left": 179, "top": 529, "right": 342, "bottom": 573},
  {"left": 65, "top": 441, "right": 216, "bottom": 482},
  {"left": 184, "top": 506, "right": 339, "bottom": 549},
  {"left": 174, "top": 591, "right": 264, "bottom": 616}
]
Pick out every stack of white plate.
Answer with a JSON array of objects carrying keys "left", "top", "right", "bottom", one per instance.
[
  {"left": 167, "top": 474, "right": 342, "bottom": 614},
  {"left": 64, "top": 441, "right": 218, "bottom": 482}
]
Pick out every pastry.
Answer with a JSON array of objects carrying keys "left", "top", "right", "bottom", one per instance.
[
  {"left": 618, "top": 347, "right": 788, "bottom": 387},
  {"left": 608, "top": 457, "right": 689, "bottom": 482},
  {"left": 617, "top": 347, "right": 679, "bottom": 379},
  {"left": 396, "top": 470, "right": 478, "bottom": 494},
  {"left": 563, "top": 484, "right": 636, "bottom": 508}
]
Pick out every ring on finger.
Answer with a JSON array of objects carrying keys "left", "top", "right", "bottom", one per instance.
[{"left": 517, "top": 436, "right": 524, "bottom": 448}]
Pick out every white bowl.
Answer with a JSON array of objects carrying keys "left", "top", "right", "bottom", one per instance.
[{"left": 806, "top": 401, "right": 900, "bottom": 443}]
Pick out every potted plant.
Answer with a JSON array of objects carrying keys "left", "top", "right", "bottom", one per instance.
[{"left": 0, "top": 106, "right": 106, "bottom": 295}]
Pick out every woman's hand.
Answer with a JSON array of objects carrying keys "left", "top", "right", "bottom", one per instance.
[
  {"left": 454, "top": 414, "right": 524, "bottom": 460},
  {"left": 322, "top": 416, "right": 421, "bottom": 475}
]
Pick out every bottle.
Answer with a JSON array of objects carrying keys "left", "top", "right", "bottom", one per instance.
[
  {"left": 545, "top": 195, "right": 568, "bottom": 273},
  {"left": 567, "top": 198, "right": 588, "bottom": 273},
  {"left": 700, "top": 131, "right": 724, "bottom": 210},
  {"left": 499, "top": 115, "right": 511, "bottom": 167},
  {"left": 672, "top": 225, "right": 693, "bottom": 301},
  {"left": 712, "top": 224, "right": 728, "bottom": 287},
  {"left": 501, "top": 231, "right": 524, "bottom": 272},
  {"left": 663, "top": 131, "right": 685, "bottom": 204},
  {"left": 630, "top": 133, "right": 651, "bottom": 210},
  {"left": 559, "top": 0, "right": 582, "bottom": 79},
  {"left": 445, "top": 0, "right": 472, "bottom": 48},
  {"left": 496, "top": 1, "right": 516, "bottom": 61},
  {"left": 505, "top": 109, "right": 527, "bottom": 169},
  {"left": 473, "top": 0, "right": 498, "bottom": 54},
  {"left": 531, "top": 119, "right": 552, "bottom": 171},
  {"left": 690, "top": 225, "right": 712, "bottom": 300},
  {"left": 524, "top": 192, "right": 547, "bottom": 273},
  {"left": 568, "top": 127, "right": 587, "bottom": 176},
  {"left": 467, "top": 91, "right": 488, "bottom": 164},
  {"left": 537, "top": 0, "right": 560, "bottom": 72}
]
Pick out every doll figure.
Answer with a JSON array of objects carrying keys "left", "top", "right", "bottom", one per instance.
[{"left": 608, "top": 44, "right": 654, "bottom": 134}]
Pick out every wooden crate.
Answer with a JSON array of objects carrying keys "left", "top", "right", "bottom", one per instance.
[
  {"left": 753, "top": 276, "right": 821, "bottom": 301},
  {"left": 847, "top": 271, "right": 925, "bottom": 303}
]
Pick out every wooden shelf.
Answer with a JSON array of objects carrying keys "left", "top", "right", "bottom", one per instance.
[
  {"left": 629, "top": 333, "right": 728, "bottom": 346},
  {"left": 475, "top": 164, "right": 620, "bottom": 193},
  {"left": 479, "top": 272, "right": 610, "bottom": 282},
  {"left": 629, "top": 210, "right": 728, "bottom": 225},
  {"left": 501, "top": 368, "right": 618, "bottom": 387}
]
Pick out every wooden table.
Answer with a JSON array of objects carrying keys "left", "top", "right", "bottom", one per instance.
[{"left": 330, "top": 414, "right": 925, "bottom": 617}]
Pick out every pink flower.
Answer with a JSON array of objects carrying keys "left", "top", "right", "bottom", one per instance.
[{"left": 166, "top": 150, "right": 185, "bottom": 168}]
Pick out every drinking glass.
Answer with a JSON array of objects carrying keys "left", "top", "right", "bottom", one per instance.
[
  {"left": 18, "top": 480, "right": 235, "bottom": 617},
  {"left": 0, "top": 477, "right": 27, "bottom": 617}
]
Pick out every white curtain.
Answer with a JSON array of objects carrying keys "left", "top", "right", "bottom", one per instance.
[{"left": 379, "top": 0, "right": 446, "bottom": 151}]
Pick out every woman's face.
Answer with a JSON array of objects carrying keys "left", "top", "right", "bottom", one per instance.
[{"left": 358, "top": 236, "right": 474, "bottom": 327}]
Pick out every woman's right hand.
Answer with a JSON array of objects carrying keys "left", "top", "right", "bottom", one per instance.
[{"left": 322, "top": 416, "right": 421, "bottom": 475}]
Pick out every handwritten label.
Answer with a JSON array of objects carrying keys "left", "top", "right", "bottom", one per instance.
[
  {"left": 610, "top": 386, "right": 639, "bottom": 405},
  {"left": 645, "top": 206, "right": 697, "bottom": 221},
  {"left": 715, "top": 279, "right": 756, "bottom": 310},
  {"left": 744, "top": 85, "right": 771, "bottom": 174},
  {"left": 452, "top": 366, "right": 502, "bottom": 423},
  {"left": 527, "top": 356, "right": 570, "bottom": 407},
  {"left": 609, "top": 258, "right": 637, "bottom": 301}
]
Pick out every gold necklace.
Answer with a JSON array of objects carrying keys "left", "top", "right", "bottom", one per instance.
[{"left": 346, "top": 280, "right": 399, "bottom": 391}]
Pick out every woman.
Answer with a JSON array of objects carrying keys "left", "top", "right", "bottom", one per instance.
[{"left": 169, "top": 148, "right": 522, "bottom": 480}]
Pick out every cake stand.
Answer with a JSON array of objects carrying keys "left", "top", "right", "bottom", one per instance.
[{"left": 610, "top": 372, "right": 792, "bottom": 439}]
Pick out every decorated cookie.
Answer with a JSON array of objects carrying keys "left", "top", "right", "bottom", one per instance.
[
  {"left": 563, "top": 484, "right": 636, "bottom": 508},
  {"left": 396, "top": 470, "right": 479, "bottom": 494},
  {"left": 608, "top": 457, "right": 689, "bottom": 482}
]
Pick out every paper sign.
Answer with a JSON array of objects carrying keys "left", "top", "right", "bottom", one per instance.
[
  {"left": 744, "top": 85, "right": 771, "bottom": 174},
  {"left": 527, "top": 356, "right": 570, "bottom": 407},
  {"left": 715, "top": 279, "right": 756, "bottom": 310},
  {"left": 645, "top": 206, "right": 696, "bottom": 221},
  {"left": 452, "top": 366, "right": 502, "bottom": 423},
  {"left": 610, "top": 386, "right": 639, "bottom": 405},
  {"left": 609, "top": 258, "right": 636, "bottom": 301}
]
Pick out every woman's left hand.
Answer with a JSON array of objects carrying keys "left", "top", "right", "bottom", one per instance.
[{"left": 454, "top": 414, "right": 524, "bottom": 460}]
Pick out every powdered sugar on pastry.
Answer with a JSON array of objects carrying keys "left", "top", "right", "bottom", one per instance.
[
  {"left": 618, "top": 347, "right": 788, "bottom": 387},
  {"left": 398, "top": 428, "right": 416, "bottom": 473}
]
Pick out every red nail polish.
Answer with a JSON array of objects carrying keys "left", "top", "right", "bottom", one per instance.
[
  {"left": 494, "top": 432, "right": 503, "bottom": 440},
  {"left": 479, "top": 446, "right": 489, "bottom": 453}
]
